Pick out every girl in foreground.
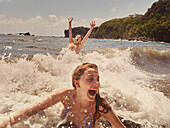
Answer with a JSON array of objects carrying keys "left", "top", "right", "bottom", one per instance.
[
  {"left": 0, "top": 63, "right": 126, "bottom": 128},
  {"left": 68, "top": 18, "right": 96, "bottom": 54}
]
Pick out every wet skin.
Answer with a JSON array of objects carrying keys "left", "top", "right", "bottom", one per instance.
[{"left": 75, "top": 68, "right": 100, "bottom": 104}]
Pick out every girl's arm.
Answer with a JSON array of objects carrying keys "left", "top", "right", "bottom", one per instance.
[
  {"left": 77, "top": 21, "right": 96, "bottom": 53},
  {"left": 68, "top": 18, "right": 74, "bottom": 44},
  {"left": 0, "top": 89, "right": 70, "bottom": 128},
  {"left": 100, "top": 102, "right": 126, "bottom": 128}
]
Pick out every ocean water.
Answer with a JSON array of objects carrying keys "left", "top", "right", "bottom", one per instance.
[{"left": 0, "top": 34, "right": 170, "bottom": 128}]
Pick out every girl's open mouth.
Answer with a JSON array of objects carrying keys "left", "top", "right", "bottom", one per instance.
[{"left": 88, "top": 89, "right": 97, "bottom": 96}]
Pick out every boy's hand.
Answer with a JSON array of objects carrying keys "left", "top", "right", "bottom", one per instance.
[
  {"left": 68, "top": 18, "right": 73, "bottom": 23},
  {"left": 90, "top": 21, "right": 96, "bottom": 29}
]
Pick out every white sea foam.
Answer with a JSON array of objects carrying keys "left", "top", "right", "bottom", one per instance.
[
  {"left": 0, "top": 48, "right": 169, "bottom": 128},
  {"left": 5, "top": 46, "right": 12, "bottom": 50}
]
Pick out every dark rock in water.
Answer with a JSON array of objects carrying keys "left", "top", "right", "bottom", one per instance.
[
  {"left": 119, "top": 117, "right": 141, "bottom": 128},
  {"left": 122, "top": 119, "right": 141, "bottom": 128},
  {"left": 24, "top": 32, "right": 31, "bottom": 36},
  {"left": 98, "top": 116, "right": 141, "bottom": 128},
  {"left": 19, "top": 32, "right": 31, "bottom": 36},
  {"left": 25, "top": 46, "right": 38, "bottom": 48},
  {"left": 7, "top": 32, "right": 33, "bottom": 36},
  {"left": 7, "top": 32, "right": 32, "bottom": 36}
]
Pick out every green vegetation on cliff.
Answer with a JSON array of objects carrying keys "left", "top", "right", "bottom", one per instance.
[{"left": 91, "top": 0, "right": 170, "bottom": 43}]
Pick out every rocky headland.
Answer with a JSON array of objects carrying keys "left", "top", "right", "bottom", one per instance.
[
  {"left": 64, "top": 26, "right": 98, "bottom": 38},
  {"left": 64, "top": 0, "right": 170, "bottom": 43}
]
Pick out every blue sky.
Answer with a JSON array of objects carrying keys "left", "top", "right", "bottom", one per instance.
[{"left": 0, "top": 0, "right": 158, "bottom": 36}]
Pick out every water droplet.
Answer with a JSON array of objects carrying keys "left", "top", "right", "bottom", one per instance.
[{"left": 65, "top": 96, "right": 69, "bottom": 100}]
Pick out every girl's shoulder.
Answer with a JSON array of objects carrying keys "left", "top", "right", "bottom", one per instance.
[
  {"left": 55, "top": 88, "right": 74, "bottom": 97},
  {"left": 58, "top": 88, "right": 75, "bottom": 105},
  {"left": 68, "top": 43, "right": 77, "bottom": 49}
]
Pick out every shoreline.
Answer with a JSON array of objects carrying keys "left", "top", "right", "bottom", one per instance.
[
  {"left": 89, "top": 37, "right": 169, "bottom": 44},
  {"left": 1, "top": 33, "right": 169, "bottom": 44}
]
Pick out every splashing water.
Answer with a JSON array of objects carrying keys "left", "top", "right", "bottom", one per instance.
[{"left": 0, "top": 47, "right": 170, "bottom": 128}]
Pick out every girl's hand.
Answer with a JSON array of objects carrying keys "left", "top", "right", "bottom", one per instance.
[
  {"left": 68, "top": 18, "right": 73, "bottom": 23},
  {"left": 90, "top": 21, "right": 96, "bottom": 29}
]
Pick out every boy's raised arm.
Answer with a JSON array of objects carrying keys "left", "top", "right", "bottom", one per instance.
[
  {"left": 77, "top": 21, "right": 96, "bottom": 53},
  {"left": 68, "top": 18, "right": 74, "bottom": 44}
]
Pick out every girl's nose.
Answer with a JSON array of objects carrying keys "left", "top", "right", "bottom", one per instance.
[{"left": 93, "top": 81, "right": 100, "bottom": 88}]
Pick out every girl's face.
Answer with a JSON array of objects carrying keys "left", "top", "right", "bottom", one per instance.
[
  {"left": 77, "top": 68, "right": 100, "bottom": 101},
  {"left": 74, "top": 35, "right": 82, "bottom": 45}
]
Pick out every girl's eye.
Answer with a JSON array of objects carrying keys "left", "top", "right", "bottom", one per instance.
[{"left": 87, "top": 78, "right": 94, "bottom": 82}]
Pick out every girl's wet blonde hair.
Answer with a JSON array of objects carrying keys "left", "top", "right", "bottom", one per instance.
[{"left": 72, "top": 63, "right": 98, "bottom": 89}]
